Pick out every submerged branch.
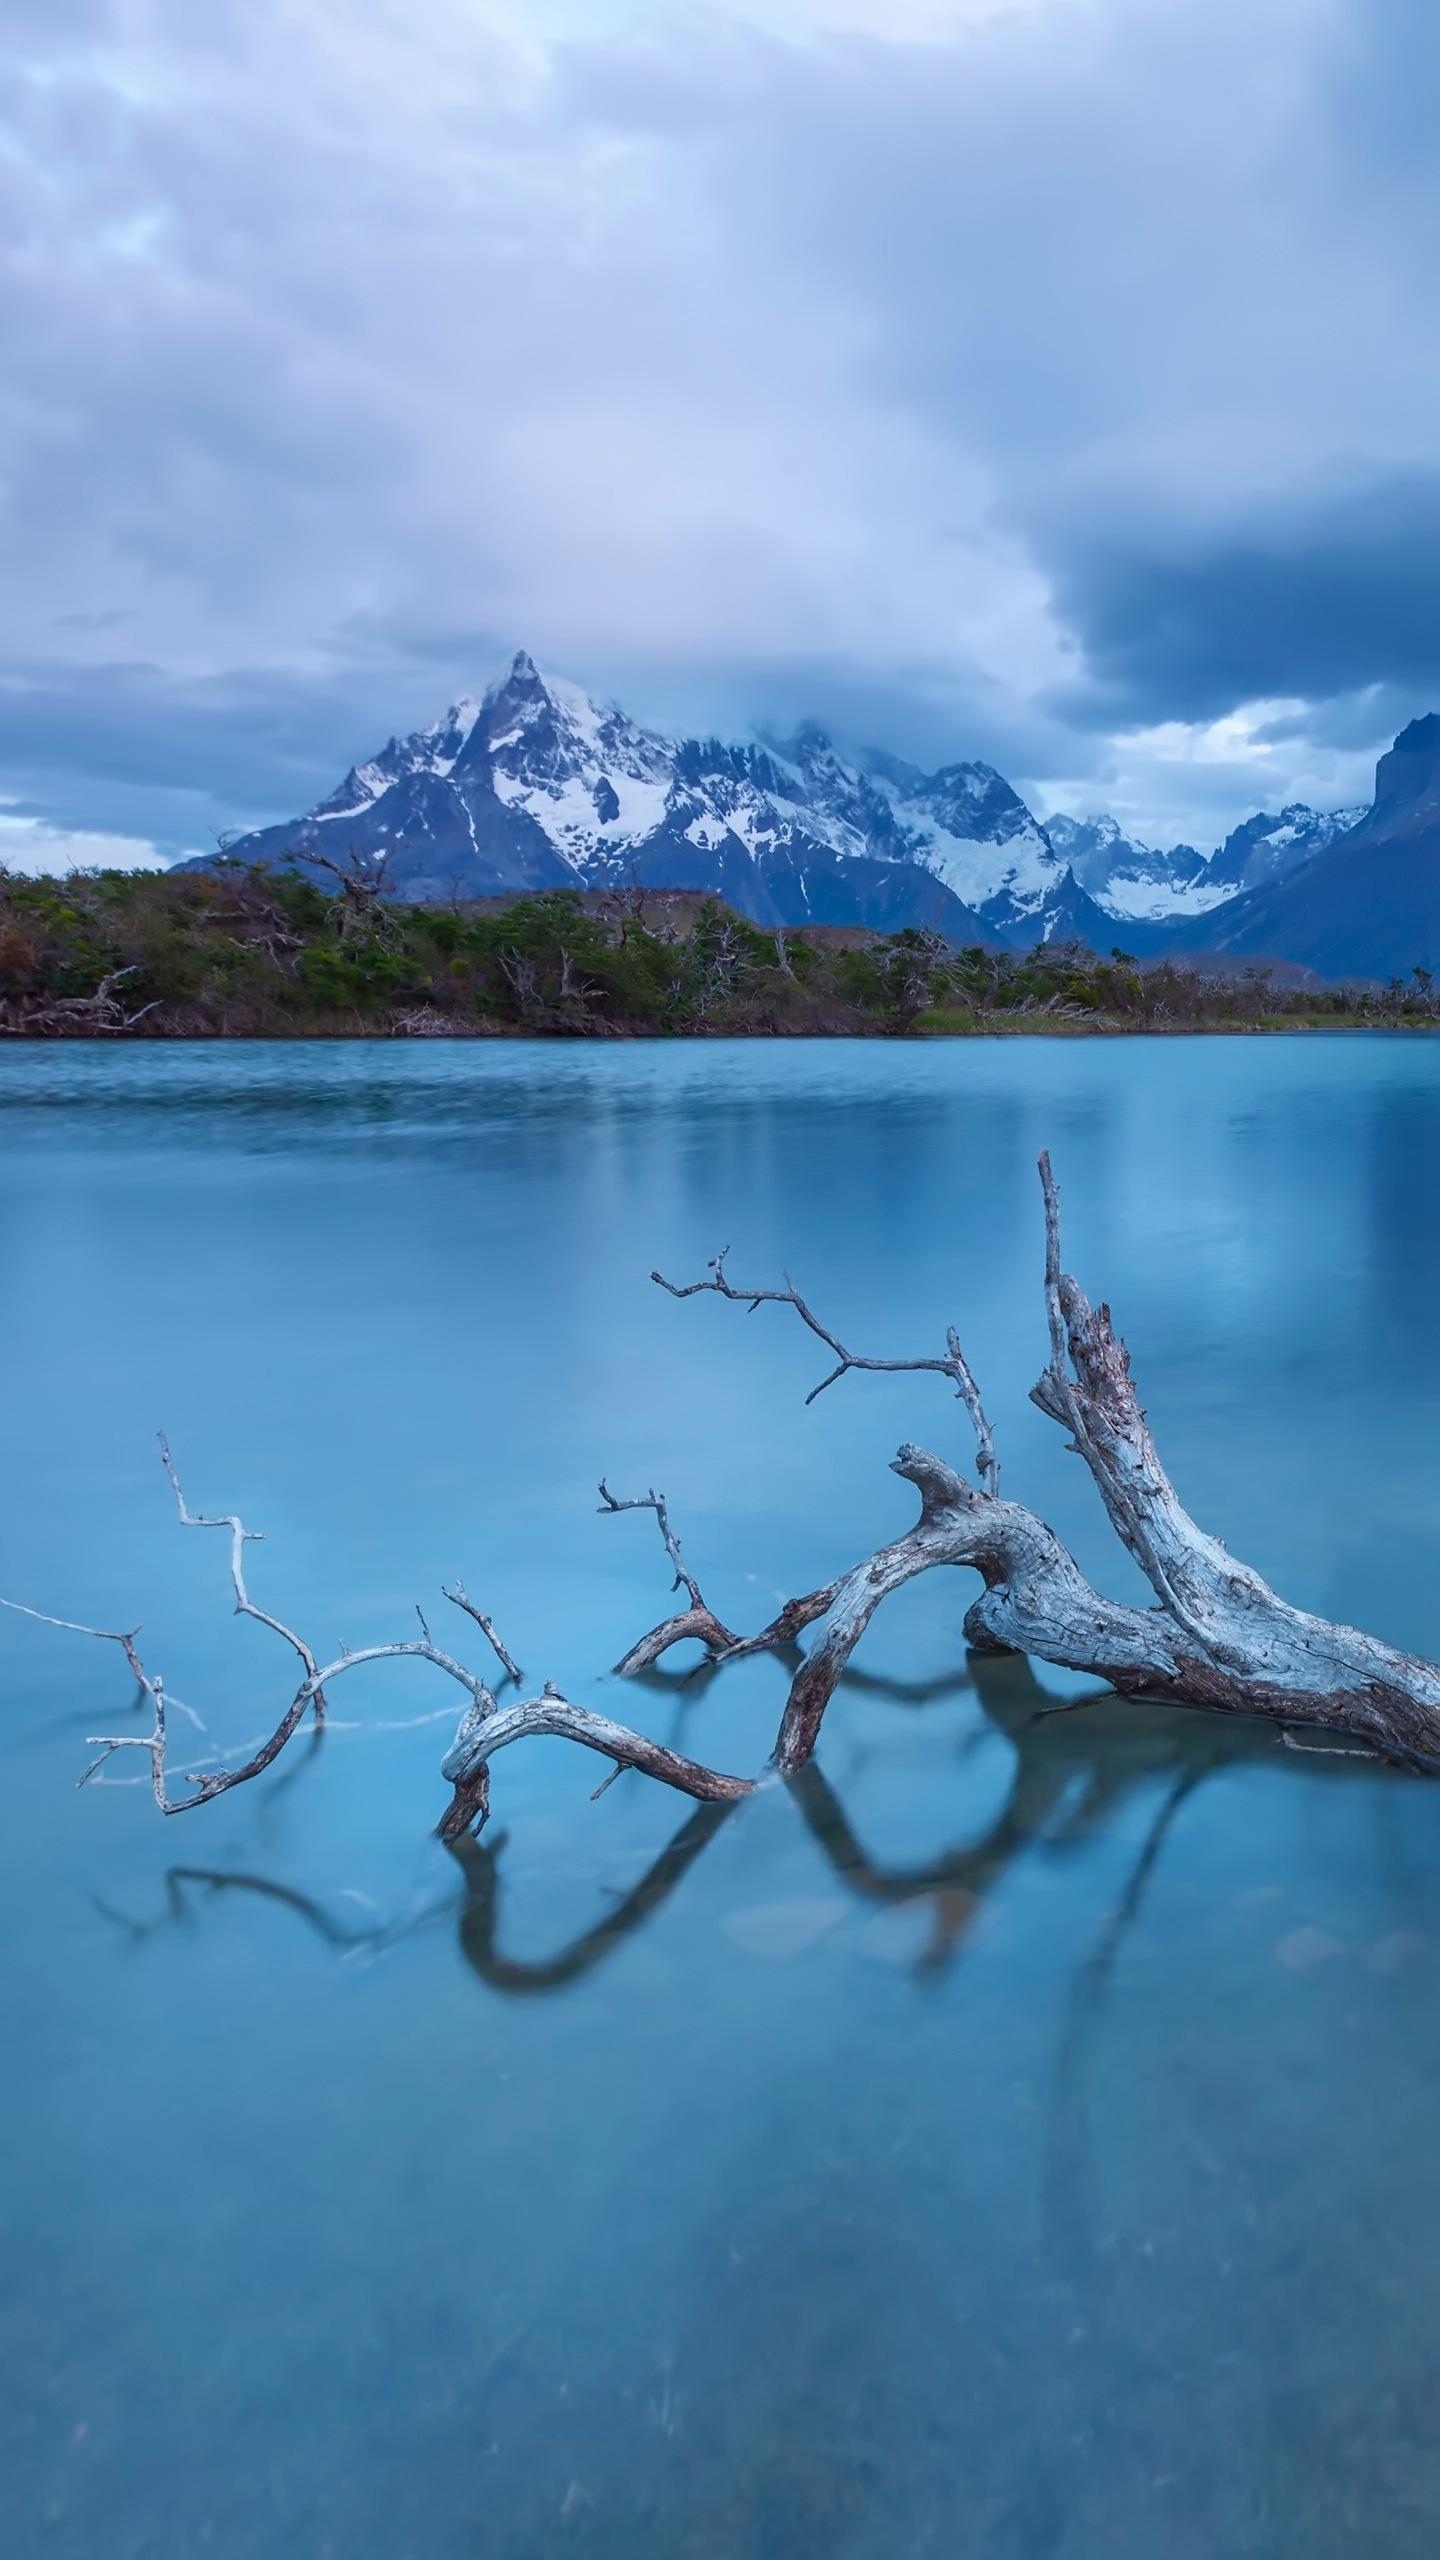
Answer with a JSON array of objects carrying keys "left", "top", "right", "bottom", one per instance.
[{"left": 10, "top": 1150, "right": 1440, "bottom": 1854}]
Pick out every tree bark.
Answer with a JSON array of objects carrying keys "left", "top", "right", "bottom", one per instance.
[{"left": 13, "top": 1153, "right": 1440, "bottom": 1847}]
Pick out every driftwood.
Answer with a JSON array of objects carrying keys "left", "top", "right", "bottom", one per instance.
[
  {"left": 8, "top": 1154, "right": 1440, "bottom": 1847},
  {"left": 0, "top": 963, "right": 161, "bottom": 1038}
]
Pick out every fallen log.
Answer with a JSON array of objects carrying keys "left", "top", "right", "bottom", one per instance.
[{"left": 9, "top": 1153, "right": 1439, "bottom": 1842}]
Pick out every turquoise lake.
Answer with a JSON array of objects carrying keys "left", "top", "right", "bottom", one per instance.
[{"left": 4, "top": 1034, "right": 1440, "bottom": 2558}]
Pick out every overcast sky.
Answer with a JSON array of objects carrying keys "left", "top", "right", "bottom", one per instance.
[{"left": 4, "top": 0, "right": 1439, "bottom": 871}]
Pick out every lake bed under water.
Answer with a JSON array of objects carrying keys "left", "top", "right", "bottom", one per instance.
[{"left": 4, "top": 1035, "right": 1440, "bottom": 2558}]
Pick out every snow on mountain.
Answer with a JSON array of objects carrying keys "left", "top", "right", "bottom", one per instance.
[
  {"left": 478, "top": 653, "right": 675, "bottom": 861},
  {"left": 1045, "top": 803, "right": 1365, "bottom": 926},
  {"left": 310, "top": 695, "right": 481, "bottom": 823},
  {"left": 1204, "top": 803, "right": 1368, "bottom": 896},
  {"left": 1043, "top": 813, "right": 1227, "bottom": 923},
  {"left": 209, "top": 651, "right": 1365, "bottom": 953},
  {"left": 861, "top": 751, "right": 1068, "bottom": 937},
  {"left": 215, "top": 653, "right": 1085, "bottom": 943},
  {"left": 1192, "top": 723, "right": 1440, "bottom": 980}
]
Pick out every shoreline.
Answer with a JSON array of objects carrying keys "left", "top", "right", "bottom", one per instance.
[{"left": 6, "top": 1017, "right": 1437, "bottom": 1045}]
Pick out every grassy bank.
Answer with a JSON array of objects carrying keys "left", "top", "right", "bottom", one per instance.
[{"left": 2, "top": 866, "right": 1435, "bottom": 1038}]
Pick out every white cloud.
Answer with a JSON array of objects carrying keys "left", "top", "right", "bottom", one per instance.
[
  {"left": 1026, "top": 707, "right": 1382, "bottom": 851},
  {"left": 475, "top": 0, "right": 1063, "bottom": 42},
  {"left": 0, "top": 807, "right": 173, "bottom": 877},
  {"left": 0, "top": 0, "right": 1435, "bottom": 853}
]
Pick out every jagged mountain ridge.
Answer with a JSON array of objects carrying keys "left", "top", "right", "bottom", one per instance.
[
  {"left": 1185, "top": 718, "right": 1440, "bottom": 979},
  {"left": 216, "top": 650, "right": 1375, "bottom": 956},
  {"left": 216, "top": 652, "right": 1115, "bottom": 949},
  {"left": 1043, "top": 815, "right": 1216, "bottom": 923},
  {"left": 1043, "top": 803, "right": 1367, "bottom": 926}
]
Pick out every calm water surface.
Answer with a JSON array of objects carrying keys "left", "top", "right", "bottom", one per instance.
[{"left": 4, "top": 1036, "right": 1440, "bottom": 2558}]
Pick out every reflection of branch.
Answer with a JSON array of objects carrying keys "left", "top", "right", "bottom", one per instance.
[
  {"left": 790, "top": 1648, "right": 1233, "bottom": 1981},
  {"left": 448, "top": 1801, "right": 740, "bottom": 1993},
  {"left": 100, "top": 1654, "right": 1244, "bottom": 2002},
  {"left": 1041, "top": 1760, "right": 1213, "bottom": 2282},
  {"left": 93, "top": 1864, "right": 454, "bottom": 1954}
]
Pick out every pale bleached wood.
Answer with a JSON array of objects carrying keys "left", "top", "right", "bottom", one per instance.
[{"left": 11, "top": 1154, "right": 1440, "bottom": 1848}]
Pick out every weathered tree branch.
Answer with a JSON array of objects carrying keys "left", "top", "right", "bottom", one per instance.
[
  {"left": 439, "top": 1580, "right": 524, "bottom": 1685},
  {"left": 651, "top": 1247, "right": 999, "bottom": 1493},
  {"left": 631, "top": 1159, "right": 1440, "bottom": 1775},
  {"left": 158, "top": 1431, "right": 331, "bottom": 1718},
  {"left": 436, "top": 1681, "right": 754, "bottom": 1843},
  {"left": 11, "top": 1153, "right": 1440, "bottom": 1855},
  {"left": 598, "top": 1479, "right": 741, "bottom": 1669},
  {"left": 599, "top": 1476, "right": 846, "bottom": 1679},
  {"left": 0, "top": 964, "right": 161, "bottom": 1038}
]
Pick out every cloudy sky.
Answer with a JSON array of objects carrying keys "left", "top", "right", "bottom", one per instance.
[{"left": 3, "top": 0, "right": 1438, "bottom": 871}]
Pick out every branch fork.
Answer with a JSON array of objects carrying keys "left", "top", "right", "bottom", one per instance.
[{"left": 10, "top": 1153, "right": 1440, "bottom": 1854}]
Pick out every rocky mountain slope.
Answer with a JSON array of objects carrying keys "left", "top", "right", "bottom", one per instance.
[
  {"left": 216, "top": 653, "right": 1113, "bottom": 948},
  {"left": 1189, "top": 718, "right": 1440, "bottom": 979},
  {"left": 215, "top": 650, "right": 1402, "bottom": 967},
  {"left": 1043, "top": 803, "right": 1366, "bottom": 927},
  {"left": 1043, "top": 815, "right": 1216, "bottom": 923}
]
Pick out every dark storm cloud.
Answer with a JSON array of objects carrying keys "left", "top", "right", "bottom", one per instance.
[
  {"left": 0, "top": 651, "right": 513, "bottom": 854},
  {"left": 3, "top": 0, "right": 1439, "bottom": 857},
  {"left": 1042, "top": 471, "right": 1440, "bottom": 729}
]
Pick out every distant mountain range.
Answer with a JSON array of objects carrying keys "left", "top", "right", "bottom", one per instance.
[{"left": 213, "top": 653, "right": 1440, "bottom": 978}]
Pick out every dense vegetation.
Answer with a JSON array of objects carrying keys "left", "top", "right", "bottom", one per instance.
[{"left": 4, "top": 862, "right": 1440, "bottom": 1037}]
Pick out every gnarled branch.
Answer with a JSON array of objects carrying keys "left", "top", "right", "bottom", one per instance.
[
  {"left": 651, "top": 1247, "right": 999, "bottom": 1493},
  {"left": 158, "top": 1431, "right": 330, "bottom": 1717},
  {"left": 12, "top": 1152, "right": 1440, "bottom": 1859},
  {"left": 598, "top": 1479, "right": 741, "bottom": 1669},
  {"left": 630, "top": 1159, "right": 1440, "bottom": 1776},
  {"left": 437, "top": 1681, "right": 754, "bottom": 1843}
]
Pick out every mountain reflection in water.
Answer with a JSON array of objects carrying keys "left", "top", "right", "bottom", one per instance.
[{"left": 8, "top": 1037, "right": 1440, "bottom": 2559}]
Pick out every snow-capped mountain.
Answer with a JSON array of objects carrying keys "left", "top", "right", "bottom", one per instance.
[
  {"left": 1043, "top": 815, "right": 1220, "bottom": 924},
  {"left": 1043, "top": 802, "right": 1369, "bottom": 929},
  {"left": 214, "top": 650, "right": 1372, "bottom": 956},
  {"left": 217, "top": 652, "right": 1114, "bottom": 947},
  {"left": 1204, "top": 803, "right": 1367, "bottom": 896},
  {"left": 1192, "top": 721, "right": 1440, "bottom": 980}
]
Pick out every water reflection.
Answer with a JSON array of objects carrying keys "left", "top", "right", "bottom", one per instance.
[
  {"left": 92, "top": 1647, "right": 1286, "bottom": 1996},
  {"left": 12, "top": 1038, "right": 1440, "bottom": 2559}
]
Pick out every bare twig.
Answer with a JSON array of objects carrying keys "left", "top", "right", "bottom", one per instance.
[
  {"left": 158, "top": 1432, "right": 330, "bottom": 1717},
  {"left": 651, "top": 1249, "right": 999, "bottom": 1493},
  {"left": 13, "top": 1149, "right": 1440, "bottom": 1859},
  {"left": 441, "top": 1580, "right": 523, "bottom": 1684},
  {"left": 599, "top": 1478, "right": 741, "bottom": 1669},
  {"left": 598, "top": 1480, "right": 706, "bottom": 1610}
]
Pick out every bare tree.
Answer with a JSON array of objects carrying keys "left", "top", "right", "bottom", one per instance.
[
  {"left": 496, "top": 946, "right": 548, "bottom": 1023},
  {"left": 298, "top": 842, "right": 399, "bottom": 939},
  {"left": 884, "top": 926, "right": 946, "bottom": 1021},
  {"left": 9, "top": 1154, "right": 1440, "bottom": 1853},
  {"left": 1, "top": 965, "right": 161, "bottom": 1038}
]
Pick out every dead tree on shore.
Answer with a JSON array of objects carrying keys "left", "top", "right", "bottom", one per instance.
[
  {"left": 297, "top": 843, "right": 399, "bottom": 939},
  {"left": 8, "top": 1155, "right": 1440, "bottom": 1841}
]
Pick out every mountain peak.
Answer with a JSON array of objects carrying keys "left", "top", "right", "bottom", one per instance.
[
  {"left": 212, "top": 655, "right": 1369, "bottom": 959},
  {"left": 1375, "top": 712, "right": 1440, "bottom": 812},
  {"left": 483, "top": 647, "right": 547, "bottom": 705}
]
